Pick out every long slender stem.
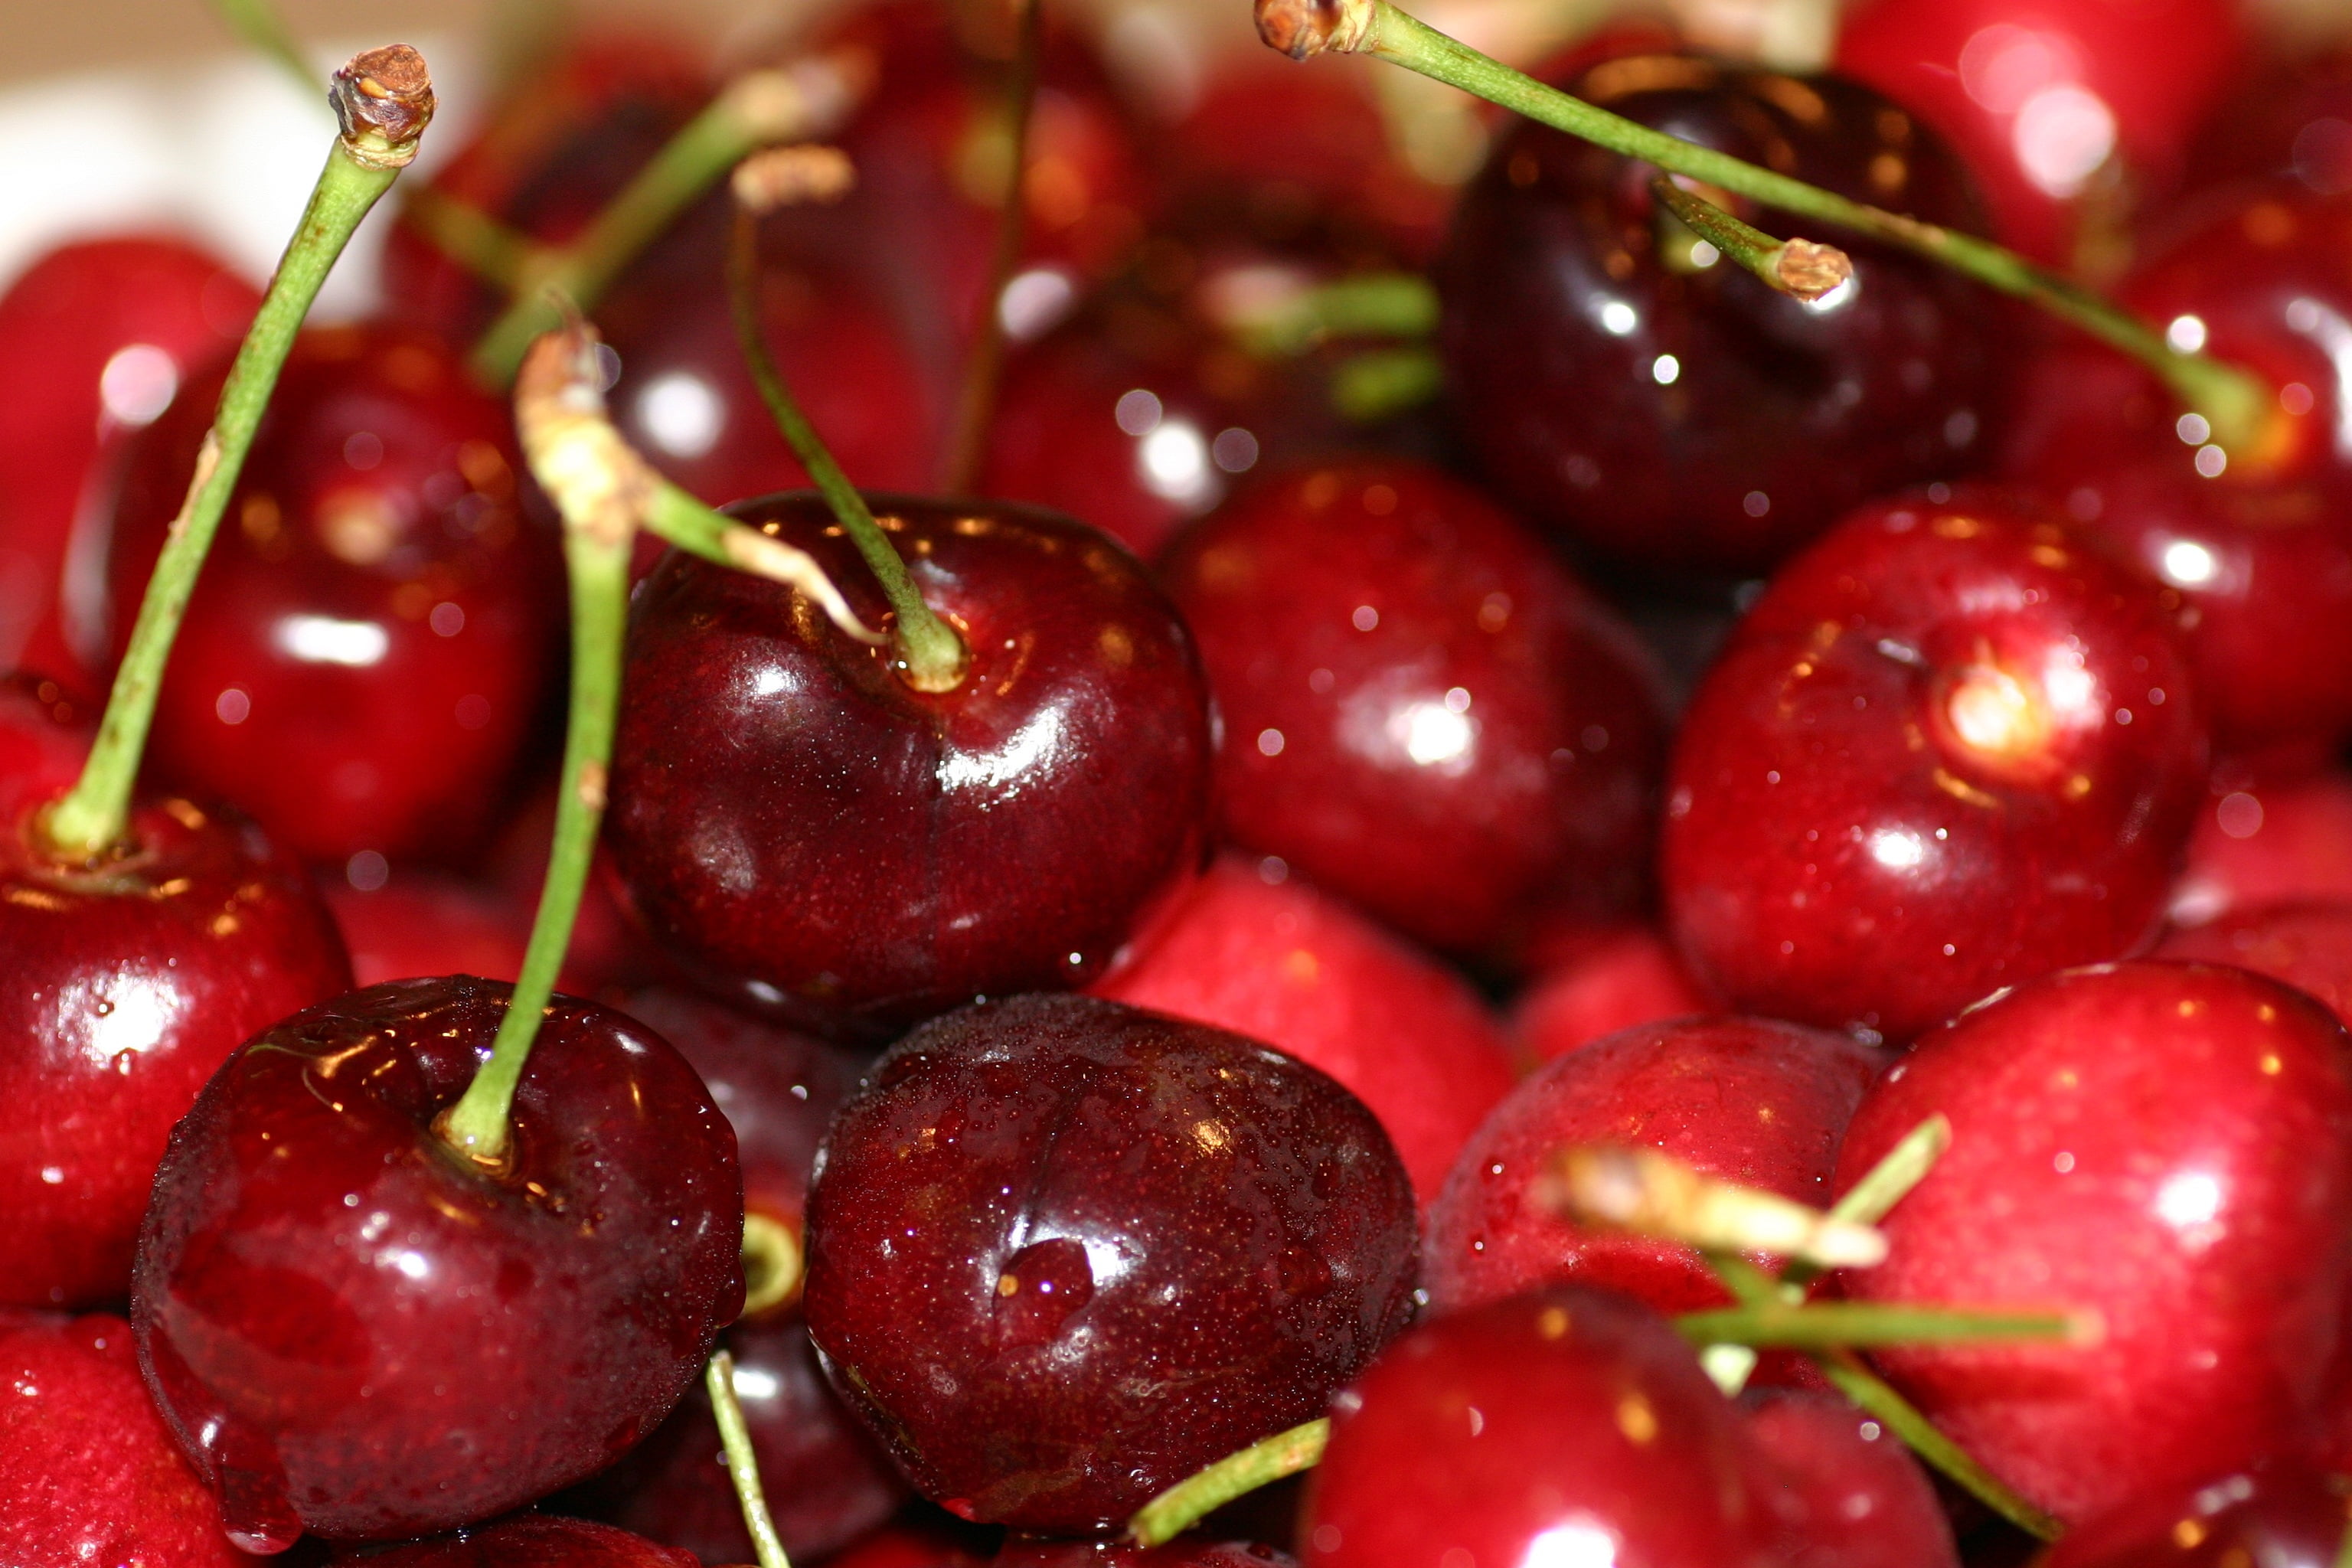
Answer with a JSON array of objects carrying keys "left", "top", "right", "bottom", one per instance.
[
  {"left": 1257, "top": 0, "right": 2276, "bottom": 453},
  {"left": 1814, "top": 1351, "right": 2063, "bottom": 1541},
  {"left": 208, "top": 0, "right": 315, "bottom": 94},
  {"left": 1129, "top": 1418, "right": 1330, "bottom": 1547},
  {"left": 707, "top": 1351, "right": 792, "bottom": 1568},
  {"left": 41, "top": 48, "right": 433, "bottom": 861},
  {"left": 1675, "top": 1302, "right": 2089, "bottom": 1350},
  {"left": 403, "top": 186, "right": 541, "bottom": 294},
  {"left": 727, "top": 203, "right": 968, "bottom": 690}
]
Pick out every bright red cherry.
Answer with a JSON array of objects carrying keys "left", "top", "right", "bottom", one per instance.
[
  {"left": 1662, "top": 489, "right": 2207, "bottom": 1042},
  {"left": 134, "top": 976, "right": 744, "bottom": 1550},
  {"left": 2172, "top": 769, "right": 2352, "bottom": 925},
  {"left": 101, "top": 322, "right": 564, "bottom": 866},
  {"left": 1740, "top": 1387, "right": 1960, "bottom": 1568},
  {"left": 1511, "top": 924, "right": 1714, "bottom": 1067},
  {"left": 2158, "top": 905, "right": 2352, "bottom": 1029},
  {"left": 1835, "top": 962, "right": 2352, "bottom": 1525},
  {"left": 327, "top": 1515, "right": 702, "bottom": 1566},
  {"left": 608, "top": 495, "right": 1212, "bottom": 1040},
  {"left": 1092, "top": 850, "right": 1515, "bottom": 1201},
  {"left": 327, "top": 870, "right": 530, "bottom": 987},
  {"left": 802, "top": 994, "right": 1419, "bottom": 1534},
  {"left": 2037, "top": 1463, "right": 2352, "bottom": 1566},
  {"left": 1437, "top": 54, "right": 2009, "bottom": 577},
  {"left": 1299, "top": 1285, "right": 1780, "bottom": 1568},
  {"left": 1160, "top": 459, "right": 1666, "bottom": 959}
]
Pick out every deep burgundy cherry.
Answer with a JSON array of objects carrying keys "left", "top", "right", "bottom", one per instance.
[
  {"left": 1425, "top": 1016, "right": 1880, "bottom": 1318},
  {"left": 802, "top": 994, "right": 1419, "bottom": 1534},
  {"left": 100, "top": 322, "right": 564, "bottom": 866},
  {"left": 1835, "top": 961, "right": 2352, "bottom": 1526},
  {"left": 2158, "top": 904, "right": 2352, "bottom": 1029},
  {"left": 1662, "top": 488, "right": 2207, "bottom": 1042},
  {"left": 0, "top": 237, "right": 257, "bottom": 690},
  {"left": 995, "top": 1540, "right": 1295, "bottom": 1567},
  {"left": 2172, "top": 769, "right": 2352, "bottom": 925},
  {"left": 1511, "top": 924, "right": 1713, "bottom": 1067},
  {"left": 2037, "top": 1464, "right": 2352, "bottom": 1566},
  {"left": 1740, "top": 1387, "right": 1960, "bottom": 1568},
  {"left": 1161, "top": 459, "right": 1667, "bottom": 959},
  {"left": 1091, "top": 850, "right": 1516, "bottom": 1203},
  {"left": 1437, "top": 54, "right": 2009, "bottom": 577},
  {"left": 1299, "top": 1284, "right": 1779, "bottom": 1568},
  {"left": 326, "top": 1516, "right": 701, "bottom": 1566},
  {"left": 608, "top": 494, "right": 1212, "bottom": 1040},
  {"left": 133, "top": 976, "right": 744, "bottom": 1549},
  {"left": 0, "top": 1311, "right": 261, "bottom": 1567}
]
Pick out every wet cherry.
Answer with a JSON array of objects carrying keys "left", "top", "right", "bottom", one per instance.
[{"left": 1740, "top": 1387, "right": 1960, "bottom": 1568}]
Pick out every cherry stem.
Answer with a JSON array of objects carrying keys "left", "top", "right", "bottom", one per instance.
[
  {"left": 209, "top": 0, "right": 315, "bottom": 93},
  {"left": 403, "top": 185, "right": 537, "bottom": 294},
  {"left": 727, "top": 197, "right": 969, "bottom": 691},
  {"left": 1127, "top": 1417, "right": 1331, "bottom": 1548},
  {"left": 1221, "top": 271, "right": 1440, "bottom": 358},
  {"left": 707, "top": 1350, "right": 794, "bottom": 1568},
  {"left": 1779, "top": 1112, "right": 1951, "bottom": 1293},
  {"left": 939, "top": 0, "right": 1046, "bottom": 497},
  {"left": 1256, "top": 0, "right": 2277, "bottom": 452},
  {"left": 1649, "top": 176, "right": 1854, "bottom": 302},
  {"left": 40, "top": 47, "right": 433, "bottom": 862},
  {"left": 1331, "top": 345, "right": 1443, "bottom": 420},
  {"left": 1674, "top": 1301, "right": 2091, "bottom": 1350}
]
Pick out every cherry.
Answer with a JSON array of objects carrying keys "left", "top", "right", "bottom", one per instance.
[
  {"left": 0, "top": 1310, "right": 261, "bottom": 1567},
  {"left": 2171, "top": 769, "right": 2352, "bottom": 925},
  {"left": 326, "top": 1515, "right": 702, "bottom": 1566},
  {"left": 133, "top": 975, "right": 744, "bottom": 1548},
  {"left": 801, "top": 993, "right": 1419, "bottom": 1534},
  {"left": 607, "top": 494, "right": 1212, "bottom": 1040},
  {"left": 996, "top": 1539, "right": 1295, "bottom": 1566},
  {"left": 100, "top": 322, "right": 564, "bottom": 866},
  {"left": 0, "top": 237, "right": 257, "bottom": 690},
  {"left": 827, "top": 1518, "right": 997, "bottom": 1568},
  {"left": 2157, "top": 904, "right": 2352, "bottom": 1028},
  {"left": 1298, "top": 1284, "right": 1779, "bottom": 1567},
  {"left": 2036, "top": 1464, "right": 2352, "bottom": 1566},
  {"left": 1661, "top": 488, "right": 2207, "bottom": 1043},
  {"left": 1740, "top": 1387, "right": 1960, "bottom": 1568},
  {"left": 1424, "top": 1016, "right": 1880, "bottom": 1319},
  {"left": 1159, "top": 459, "right": 1667, "bottom": 959},
  {"left": 327, "top": 870, "right": 530, "bottom": 988},
  {"left": 1436, "top": 54, "right": 2008, "bottom": 577},
  {"left": 2180, "top": 45, "right": 2352, "bottom": 201},
  {"left": 1834, "top": 961, "right": 2352, "bottom": 1525},
  {"left": 1511, "top": 924, "right": 1714, "bottom": 1067},
  {"left": 1091, "top": 850, "right": 1517, "bottom": 1202}
]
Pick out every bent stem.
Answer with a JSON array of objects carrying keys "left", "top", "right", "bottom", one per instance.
[
  {"left": 709, "top": 1350, "right": 793, "bottom": 1568},
  {"left": 1129, "top": 1418, "right": 1330, "bottom": 1547},
  {"left": 41, "top": 47, "right": 434, "bottom": 861},
  {"left": 1258, "top": 0, "right": 2275, "bottom": 452}
]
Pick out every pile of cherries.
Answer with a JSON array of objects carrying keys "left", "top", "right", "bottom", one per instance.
[{"left": 17, "top": 0, "right": 2352, "bottom": 1563}]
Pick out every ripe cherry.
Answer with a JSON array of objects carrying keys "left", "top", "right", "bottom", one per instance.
[
  {"left": 1740, "top": 1387, "right": 1959, "bottom": 1568},
  {"left": 996, "top": 1540, "right": 1295, "bottom": 1567},
  {"left": 2158, "top": 904, "right": 2352, "bottom": 1029},
  {"left": 2037, "top": 1463, "right": 2352, "bottom": 1566},
  {"left": 1511, "top": 925, "right": 1713, "bottom": 1067},
  {"left": 327, "top": 1515, "right": 702, "bottom": 1566},
  {"left": 2172, "top": 769, "right": 2352, "bottom": 925},
  {"left": 327, "top": 870, "right": 530, "bottom": 988}
]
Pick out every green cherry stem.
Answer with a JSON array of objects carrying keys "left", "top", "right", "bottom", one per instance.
[
  {"left": 208, "top": 0, "right": 316, "bottom": 94},
  {"left": 402, "top": 185, "right": 537, "bottom": 294},
  {"left": 1815, "top": 1350, "right": 2064, "bottom": 1542},
  {"left": 1649, "top": 176, "right": 1855, "bottom": 302},
  {"left": 708, "top": 1350, "right": 794, "bottom": 1568},
  {"left": 728, "top": 166, "right": 969, "bottom": 691},
  {"left": 1331, "top": 345, "right": 1443, "bottom": 421},
  {"left": 1674, "top": 1301, "right": 2093, "bottom": 1350},
  {"left": 1128, "top": 1418, "right": 1331, "bottom": 1548},
  {"left": 40, "top": 47, "right": 434, "bottom": 861},
  {"left": 1220, "top": 270, "right": 1441, "bottom": 358},
  {"left": 1255, "top": 0, "right": 2276, "bottom": 452}
]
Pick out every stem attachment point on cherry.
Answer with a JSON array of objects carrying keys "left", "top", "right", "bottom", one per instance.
[{"left": 740, "top": 1212, "right": 805, "bottom": 1320}]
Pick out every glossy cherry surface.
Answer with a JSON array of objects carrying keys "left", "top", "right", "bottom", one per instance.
[
  {"left": 103, "top": 323, "right": 563, "bottom": 865},
  {"left": 1092, "top": 850, "right": 1515, "bottom": 1202},
  {"left": 1836, "top": 962, "right": 2352, "bottom": 1525},
  {"left": 330, "top": 1515, "right": 701, "bottom": 1566},
  {"left": 1662, "top": 490, "right": 2207, "bottom": 1042},
  {"left": 1426, "top": 1016, "right": 1880, "bottom": 1317},
  {"left": 1511, "top": 924, "right": 1713, "bottom": 1067},
  {"left": 2172, "top": 769, "right": 2352, "bottom": 926},
  {"left": 609, "top": 494, "right": 1212, "bottom": 1040},
  {"left": 1299, "top": 1285, "right": 1779, "bottom": 1568},
  {"left": 1161, "top": 460, "right": 1665, "bottom": 958},
  {"left": 1740, "top": 1387, "right": 1958, "bottom": 1568},
  {"left": 2158, "top": 904, "right": 2352, "bottom": 1029},
  {"left": 133, "top": 976, "right": 743, "bottom": 1548},
  {"left": 1437, "top": 55, "right": 2007, "bottom": 577},
  {"left": 0, "top": 1311, "right": 261, "bottom": 1567},
  {"left": 802, "top": 994, "right": 1419, "bottom": 1534},
  {"left": 2037, "top": 1464, "right": 2352, "bottom": 1567}
]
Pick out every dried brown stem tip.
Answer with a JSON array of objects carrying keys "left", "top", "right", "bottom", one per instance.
[
  {"left": 331, "top": 44, "right": 435, "bottom": 168},
  {"left": 730, "top": 145, "right": 858, "bottom": 215},
  {"left": 514, "top": 320, "right": 653, "bottom": 554},
  {"left": 1255, "top": 0, "right": 1377, "bottom": 60},
  {"left": 1772, "top": 238, "right": 1856, "bottom": 302},
  {"left": 1541, "top": 1144, "right": 1889, "bottom": 1270}
]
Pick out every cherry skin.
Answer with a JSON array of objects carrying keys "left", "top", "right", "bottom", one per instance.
[
  {"left": 2036, "top": 1464, "right": 2352, "bottom": 1567},
  {"left": 327, "top": 870, "right": 530, "bottom": 988},
  {"left": 2171, "top": 769, "right": 2352, "bottom": 926},
  {"left": 0, "top": 1311, "right": 262, "bottom": 1567},
  {"left": 607, "top": 495, "right": 1213, "bottom": 1040},
  {"left": 132, "top": 975, "right": 744, "bottom": 1550},
  {"left": 1298, "top": 1285, "right": 1780, "bottom": 1568},
  {"left": 2157, "top": 904, "right": 2352, "bottom": 1030},
  {"left": 101, "top": 322, "right": 563, "bottom": 866},
  {"left": 825, "top": 1519, "right": 996, "bottom": 1568},
  {"left": 1834, "top": 962, "right": 2352, "bottom": 1526},
  {"left": 1160, "top": 459, "right": 1667, "bottom": 960},
  {"left": 1436, "top": 54, "right": 2008, "bottom": 577},
  {"left": 326, "top": 1516, "right": 701, "bottom": 1566},
  {"left": 1511, "top": 924, "right": 1714, "bottom": 1067},
  {"left": 2180, "top": 45, "right": 2352, "bottom": 201},
  {"left": 802, "top": 994, "right": 1419, "bottom": 1534},
  {"left": 1091, "top": 850, "right": 1517, "bottom": 1203},
  {"left": 1740, "top": 1387, "right": 1959, "bottom": 1568},
  {"left": 995, "top": 1540, "right": 1295, "bottom": 1567},
  {"left": 1662, "top": 488, "right": 2207, "bottom": 1043}
]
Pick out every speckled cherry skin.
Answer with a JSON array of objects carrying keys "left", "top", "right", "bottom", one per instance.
[
  {"left": 1299, "top": 1285, "right": 1779, "bottom": 1568},
  {"left": 1740, "top": 1388, "right": 1958, "bottom": 1568},
  {"left": 132, "top": 976, "right": 744, "bottom": 1549},
  {"left": 1835, "top": 962, "right": 2352, "bottom": 1525},
  {"left": 2037, "top": 1465, "right": 2352, "bottom": 1567},
  {"left": 608, "top": 495, "right": 1212, "bottom": 1040},
  {"left": 1437, "top": 56, "right": 2007, "bottom": 577},
  {"left": 328, "top": 1516, "right": 701, "bottom": 1566},
  {"left": 2158, "top": 905, "right": 2352, "bottom": 1030},
  {"left": 1426, "top": 1017, "right": 1879, "bottom": 1317},
  {"left": 1511, "top": 925, "right": 1714, "bottom": 1067},
  {"left": 1161, "top": 460, "right": 1666, "bottom": 959},
  {"left": 2173, "top": 770, "right": 2352, "bottom": 926},
  {"left": 102, "top": 323, "right": 562, "bottom": 864},
  {"left": 0, "top": 1311, "right": 261, "bottom": 1567},
  {"left": 1662, "top": 489, "right": 2207, "bottom": 1042},
  {"left": 1091, "top": 851, "right": 1517, "bottom": 1202},
  {"left": 802, "top": 994, "right": 1419, "bottom": 1534}
]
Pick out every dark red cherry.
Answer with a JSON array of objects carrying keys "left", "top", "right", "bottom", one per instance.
[
  {"left": 995, "top": 1538, "right": 1295, "bottom": 1567},
  {"left": 0, "top": 1311, "right": 260, "bottom": 1567},
  {"left": 1835, "top": 962, "right": 2352, "bottom": 1525},
  {"left": 1160, "top": 459, "right": 1666, "bottom": 959},
  {"left": 1662, "top": 489, "right": 2207, "bottom": 1042},
  {"left": 1740, "top": 1387, "right": 1959, "bottom": 1568},
  {"left": 132, "top": 976, "right": 744, "bottom": 1549},
  {"left": 2172, "top": 769, "right": 2352, "bottom": 925},
  {"left": 2180, "top": 45, "right": 2352, "bottom": 201},
  {"left": 328, "top": 1516, "right": 701, "bottom": 1566},
  {"left": 2157, "top": 904, "right": 2352, "bottom": 1028},
  {"left": 1425, "top": 1016, "right": 1880, "bottom": 1318},
  {"left": 0, "top": 237, "right": 257, "bottom": 690},
  {"left": 101, "top": 322, "right": 564, "bottom": 866},
  {"left": 1437, "top": 55, "right": 2008, "bottom": 577},
  {"left": 608, "top": 495, "right": 1212, "bottom": 1040},
  {"left": 2037, "top": 1464, "right": 2352, "bottom": 1566},
  {"left": 1511, "top": 924, "right": 1714, "bottom": 1067},
  {"left": 802, "top": 994, "right": 1419, "bottom": 1534},
  {"left": 1298, "top": 1285, "right": 1779, "bottom": 1568},
  {"left": 826, "top": 1518, "right": 996, "bottom": 1568}
]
